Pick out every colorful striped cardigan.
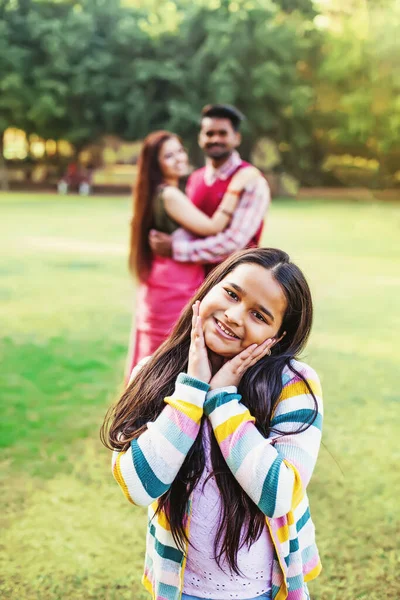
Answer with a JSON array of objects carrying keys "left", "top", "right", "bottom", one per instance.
[{"left": 112, "top": 359, "right": 323, "bottom": 600}]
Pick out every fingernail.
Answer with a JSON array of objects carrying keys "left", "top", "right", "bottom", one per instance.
[{"left": 265, "top": 338, "right": 272, "bottom": 344}]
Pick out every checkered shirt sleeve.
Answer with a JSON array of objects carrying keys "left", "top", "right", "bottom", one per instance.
[{"left": 172, "top": 176, "right": 270, "bottom": 264}]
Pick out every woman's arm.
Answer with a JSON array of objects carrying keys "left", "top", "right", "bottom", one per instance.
[
  {"left": 112, "top": 373, "right": 209, "bottom": 506},
  {"left": 203, "top": 365, "right": 323, "bottom": 519},
  {"left": 162, "top": 167, "right": 261, "bottom": 237}
]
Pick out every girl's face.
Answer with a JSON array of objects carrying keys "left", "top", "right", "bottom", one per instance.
[
  {"left": 158, "top": 137, "right": 188, "bottom": 180},
  {"left": 199, "top": 263, "right": 287, "bottom": 358}
]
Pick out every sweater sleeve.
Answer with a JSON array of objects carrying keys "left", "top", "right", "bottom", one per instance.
[
  {"left": 203, "top": 365, "right": 323, "bottom": 519},
  {"left": 112, "top": 373, "right": 209, "bottom": 506}
]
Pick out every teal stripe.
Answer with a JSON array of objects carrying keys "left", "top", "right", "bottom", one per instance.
[
  {"left": 287, "top": 573, "right": 304, "bottom": 591},
  {"left": 296, "top": 507, "right": 311, "bottom": 532},
  {"left": 177, "top": 373, "right": 210, "bottom": 392},
  {"left": 158, "top": 581, "right": 180, "bottom": 598},
  {"left": 228, "top": 428, "right": 262, "bottom": 475},
  {"left": 285, "top": 539, "right": 301, "bottom": 566},
  {"left": 285, "top": 554, "right": 290, "bottom": 566},
  {"left": 131, "top": 439, "right": 170, "bottom": 498},
  {"left": 271, "top": 409, "right": 322, "bottom": 431},
  {"left": 149, "top": 523, "right": 183, "bottom": 563},
  {"left": 258, "top": 454, "right": 283, "bottom": 516},
  {"left": 271, "top": 584, "right": 280, "bottom": 598},
  {"left": 203, "top": 391, "right": 241, "bottom": 416},
  {"left": 301, "top": 543, "right": 316, "bottom": 564},
  {"left": 157, "top": 411, "right": 197, "bottom": 454}
]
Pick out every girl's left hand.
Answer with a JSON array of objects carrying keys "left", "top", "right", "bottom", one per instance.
[{"left": 209, "top": 335, "right": 285, "bottom": 390}]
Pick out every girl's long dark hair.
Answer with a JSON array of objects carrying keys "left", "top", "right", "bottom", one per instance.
[
  {"left": 101, "top": 248, "right": 318, "bottom": 573},
  {"left": 129, "top": 130, "right": 180, "bottom": 280}
]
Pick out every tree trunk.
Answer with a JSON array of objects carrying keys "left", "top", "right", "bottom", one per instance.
[{"left": 0, "top": 132, "right": 9, "bottom": 191}]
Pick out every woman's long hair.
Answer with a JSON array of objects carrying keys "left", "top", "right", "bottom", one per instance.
[
  {"left": 129, "top": 131, "right": 179, "bottom": 280},
  {"left": 102, "top": 248, "right": 318, "bottom": 572}
]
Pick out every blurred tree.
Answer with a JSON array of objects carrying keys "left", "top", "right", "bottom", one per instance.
[
  {"left": 25, "top": 0, "right": 153, "bottom": 153},
  {"left": 0, "top": 0, "right": 36, "bottom": 188},
  {"left": 313, "top": 0, "right": 400, "bottom": 186},
  {"left": 135, "top": 0, "right": 319, "bottom": 178},
  {"left": 1, "top": 0, "right": 398, "bottom": 187}
]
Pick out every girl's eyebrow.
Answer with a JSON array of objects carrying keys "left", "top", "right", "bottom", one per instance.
[{"left": 226, "top": 282, "right": 275, "bottom": 322}]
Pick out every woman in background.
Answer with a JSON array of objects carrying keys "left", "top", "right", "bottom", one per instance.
[{"left": 126, "top": 130, "right": 258, "bottom": 379}]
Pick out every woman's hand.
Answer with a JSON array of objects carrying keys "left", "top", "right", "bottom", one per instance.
[
  {"left": 227, "top": 166, "right": 260, "bottom": 193},
  {"left": 187, "top": 301, "right": 212, "bottom": 383},
  {"left": 209, "top": 334, "right": 285, "bottom": 390}
]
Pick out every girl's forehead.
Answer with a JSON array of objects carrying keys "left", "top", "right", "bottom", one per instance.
[
  {"left": 221, "top": 263, "right": 269, "bottom": 285},
  {"left": 220, "top": 263, "right": 286, "bottom": 306}
]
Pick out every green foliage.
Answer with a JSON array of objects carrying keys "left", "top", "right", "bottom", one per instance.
[
  {"left": 0, "top": 0, "right": 399, "bottom": 186},
  {"left": 313, "top": 0, "right": 400, "bottom": 186}
]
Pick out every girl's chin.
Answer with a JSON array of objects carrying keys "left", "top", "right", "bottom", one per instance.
[{"left": 204, "top": 332, "right": 240, "bottom": 358}]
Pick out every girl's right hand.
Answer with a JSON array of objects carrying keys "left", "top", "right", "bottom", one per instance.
[{"left": 187, "top": 301, "right": 212, "bottom": 383}]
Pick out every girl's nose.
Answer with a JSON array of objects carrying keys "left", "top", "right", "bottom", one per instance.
[{"left": 224, "top": 307, "right": 244, "bottom": 327}]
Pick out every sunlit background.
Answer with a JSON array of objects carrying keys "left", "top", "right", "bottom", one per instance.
[{"left": 1, "top": 1, "right": 399, "bottom": 599}]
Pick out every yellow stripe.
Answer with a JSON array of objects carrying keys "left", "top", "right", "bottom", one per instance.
[
  {"left": 141, "top": 573, "right": 154, "bottom": 596},
  {"left": 275, "top": 584, "right": 289, "bottom": 600},
  {"left": 157, "top": 508, "right": 171, "bottom": 531},
  {"left": 265, "top": 518, "right": 288, "bottom": 598},
  {"left": 283, "top": 459, "right": 304, "bottom": 510},
  {"left": 180, "top": 501, "right": 192, "bottom": 593},
  {"left": 272, "top": 378, "right": 322, "bottom": 417},
  {"left": 214, "top": 411, "right": 255, "bottom": 443},
  {"left": 304, "top": 561, "right": 322, "bottom": 582},
  {"left": 113, "top": 452, "right": 135, "bottom": 505},
  {"left": 276, "top": 510, "right": 296, "bottom": 542},
  {"left": 165, "top": 397, "right": 203, "bottom": 423},
  {"left": 277, "top": 523, "right": 289, "bottom": 543}
]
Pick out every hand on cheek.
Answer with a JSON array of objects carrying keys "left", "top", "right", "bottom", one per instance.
[{"left": 209, "top": 333, "right": 286, "bottom": 390}]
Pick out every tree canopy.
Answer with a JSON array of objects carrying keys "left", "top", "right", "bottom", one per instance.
[{"left": 1, "top": 0, "right": 399, "bottom": 187}]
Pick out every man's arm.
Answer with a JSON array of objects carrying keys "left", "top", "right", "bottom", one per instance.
[{"left": 172, "top": 176, "right": 270, "bottom": 264}]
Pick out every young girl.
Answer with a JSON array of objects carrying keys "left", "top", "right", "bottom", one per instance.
[
  {"left": 102, "top": 248, "right": 323, "bottom": 600},
  {"left": 126, "top": 131, "right": 260, "bottom": 378}
]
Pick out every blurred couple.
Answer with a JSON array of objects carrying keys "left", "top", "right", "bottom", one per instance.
[{"left": 126, "top": 104, "right": 271, "bottom": 379}]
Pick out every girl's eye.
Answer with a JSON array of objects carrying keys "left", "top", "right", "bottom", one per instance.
[
  {"left": 253, "top": 311, "right": 267, "bottom": 323},
  {"left": 225, "top": 288, "right": 238, "bottom": 301}
]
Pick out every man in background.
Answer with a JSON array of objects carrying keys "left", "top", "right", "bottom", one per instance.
[{"left": 149, "top": 103, "right": 270, "bottom": 269}]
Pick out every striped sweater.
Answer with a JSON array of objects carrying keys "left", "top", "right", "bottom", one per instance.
[{"left": 112, "top": 360, "right": 323, "bottom": 600}]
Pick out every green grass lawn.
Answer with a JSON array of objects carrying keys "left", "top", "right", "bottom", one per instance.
[{"left": 1, "top": 192, "right": 399, "bottom": 600}]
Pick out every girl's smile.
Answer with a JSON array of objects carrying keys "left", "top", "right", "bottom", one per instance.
[
  {"left": 214, "top": 317, "right": 241, "bottom": 340},
  {"left": 200, "top": 263, "right": 287, "bottom": 358}
]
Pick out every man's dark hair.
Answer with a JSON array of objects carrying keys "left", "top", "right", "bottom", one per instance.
[{"left": 201, "top": 104, "right": 245, "bottom": 131}]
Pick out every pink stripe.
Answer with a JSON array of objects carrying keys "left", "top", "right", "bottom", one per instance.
[
  {"left": 164, "top": 405, "right": 200, "bottom": 440},
  {"left": 287, "top": 375, "right": 304, "bottom": 385},
  {"left": 303, "top": 553, "right": 320, "bottom": 573},
  {"left": 219, "top": 422, "right": 250, "bottom": 456},
  {"left": 287, "top": 589, "right": 304, "bottom": 600}
]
